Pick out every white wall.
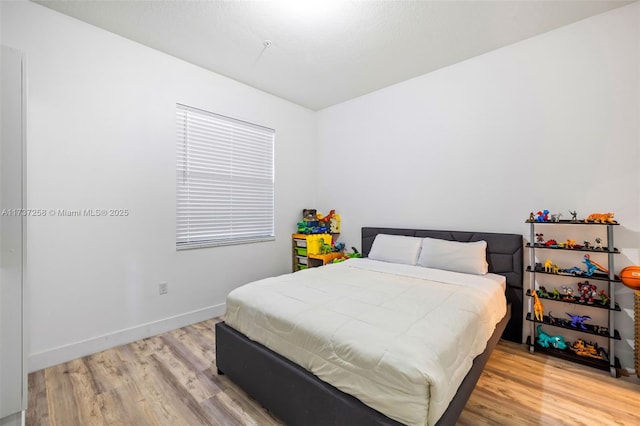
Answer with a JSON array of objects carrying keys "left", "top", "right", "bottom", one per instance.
[
  {"left": 2, "top": 0, "right": 316, "bottom": 371},
  {"left": 316, "top": 3, "right": 640, "bottom": 370}
]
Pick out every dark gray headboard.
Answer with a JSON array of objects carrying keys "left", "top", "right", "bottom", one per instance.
[{"left": 362, "top": 227, "right": 524, "bottom": 342}]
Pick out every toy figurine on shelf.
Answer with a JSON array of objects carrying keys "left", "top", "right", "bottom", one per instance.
[
  {"left": 570, "top": 339, "right": 608, "bottom": 360},
  {"left": 535, "top": 233, "right": 545, "bottom": 246},
  {"left": 584, "top": 212, "right": 617, "bottom": 224},
  {"left": 594, "top": 237, "right": 603, "bottom": 250},
  {"left": 544, "top": 259, "right": 553, "bottom": 273},
  {"left": 545, "top": 239, "right": 558, "bottom": 248},
  {"left": 550, "top": 288, "right": 561, "bottom": 300},
  {"left": 551, "top": 212, "right": 562, "bottom": 222},
  {"left": 583, "top": 241, "right": 592, "bottom": 250},
  {"left": 528, "top": 212, "right": 536, "bottom": 222},
  {"left": 561, "top": 285, "right": 575, "bottom": 301},
  {"left": 598, "top": 289, "right": 610, "bottom": 306},
  {"left": 582, "top": 254, "right": 608, "bottom": 277},
  {"left": 564, "top": 239, "right": 576, "bottom": 249},
  {"left": 569, "top": 210, "right": 578, "bottom": 222},
  {"left": 558, "top": 266, "right": 582, "bottom": 276},
  {"left": 567, "top": 313, "right": 591, "bottom": 330},
  {"left": 577, "top": 280, "right": 597, "bottom": 304},
  {"left": 537, "top": 325, "right": 567, "bottom": 350},
  {"left": 537, "top": 286, "right": 549, "bottom": 298},
  {"left": 535, "top": 210, "right": 550, "bottom": 222},
  {"left": 532, "top": 290, "right": 544, "bottom": 321},
  {"left": 316, "top": 210, "right": 335, "bottom": 225}
]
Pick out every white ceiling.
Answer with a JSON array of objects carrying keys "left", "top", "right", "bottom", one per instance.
[{"left": 34, "top": 0, "right": 633, "bottom": 111}]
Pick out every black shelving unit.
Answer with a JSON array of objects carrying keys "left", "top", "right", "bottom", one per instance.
[{"left": 525, "top": 219, "right": 621, "bottom": 377}]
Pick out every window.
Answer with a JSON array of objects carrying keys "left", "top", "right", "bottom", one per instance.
[{"left": 176, "top": 104, "right": 275, "bottom": 249}]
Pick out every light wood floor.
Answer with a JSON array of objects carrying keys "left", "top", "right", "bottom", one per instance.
[{"left": 27, "top": 319, "right": 639, "bottom": 426}]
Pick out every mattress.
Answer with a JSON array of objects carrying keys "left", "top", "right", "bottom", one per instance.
[{"left": 224, "top": 258, "right": 507, "bottom": 426}]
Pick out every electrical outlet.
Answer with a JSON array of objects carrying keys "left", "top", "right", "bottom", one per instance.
[{"left": 159, "top": 282, "right": 168, "bottom": 295}]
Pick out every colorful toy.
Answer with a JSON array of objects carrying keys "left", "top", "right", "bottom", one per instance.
[
  {"left": 297, "top": 220, "right": 328, "bottom": 234},
  {"left": 564, "top": 239, "right": 576, "bottom": 249},
  {"left": 582, "top": 254, "right": 608, "bottom": 277},
  {"left": 319, "top": 237, "right": 333, "bottom": 255},
  {"left": 532, "top": 290, "right": 544, "bottom": 321},
  {"left": 316, "top": 209, "right": 335, "bottom": 224},
  {"left": 299, "top": 209, "right": 339, "bottom": 234},
  {"left": 620, "top": 266, "right": 640, "bottom": 290},
  {"left": 570, "top": 339, "right": 607, "bottom": 360},
  {"left": 577, "top": 280, "right": 597, "bottom": 303},
  {"left": 329, "top": 214, "right": 341, "bottom": 233},
  {"left": 535, "top": 233, "right": 545, "bottom": 245},
  {"left": 584, "top": 212, "right": 617, "bottom": 224},
  {"left": 535, "top": 210, "right": 550, "bottom": 222},
  {"left": 550, "top": 288, "right": 561, "bottom": 300},
  {"left": 349, "top": 247, "right": 362, "bottom": 258},
  {"left": 544, "top": 259, "right": 553, "bottom": 273},
  {"left": 299, "top": 221, "right": 307, "bottom": 233},
  {"left": 597, "top": 290, "right": 609, "bottom": 306},
  {"left": 567, "top": 313, "right": 591, "bottom": 330},
  {"left": 558, "top": 266, "right": 582, "bottom": 276},
  {"left": 545, "top": 239, "right": 558, "bottom": 248},
  {"left": 537, "top": 286, "right": 549, "bottom": 298},
  {"left": 537, "top": 325, "right": 567, "bottom": 350},
  {"left": 333, "top": 247, "right": 362, "bottom": 263},
  {"left": 561, "top": 285, "right": 575, "bottom": 301}
]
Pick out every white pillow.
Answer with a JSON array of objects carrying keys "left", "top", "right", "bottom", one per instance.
[
  {"left": 368, "top": 234, "right": 423, "bottom": 265},
  {"left": 418, "top": 237, "right": 488, "bottom": 275}
]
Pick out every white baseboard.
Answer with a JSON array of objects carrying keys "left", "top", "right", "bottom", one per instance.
[
  {"left": 0, "top": 411, "right": 24, "bottom": 426},
  {"left": 28, "top": 303, "right": 225, "bottom": 372}
]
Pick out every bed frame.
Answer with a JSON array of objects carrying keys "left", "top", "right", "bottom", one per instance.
[{"left": 216, "top": 227, "right": 523, "bottom": 425}]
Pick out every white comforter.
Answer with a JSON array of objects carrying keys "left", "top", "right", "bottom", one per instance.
[{"left": 224, "top": 258, "right": 507, "bottom": 426}]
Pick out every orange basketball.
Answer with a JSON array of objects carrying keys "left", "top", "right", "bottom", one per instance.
[{"left": 620, "top": 266, "right": 640, "bottom": 290}]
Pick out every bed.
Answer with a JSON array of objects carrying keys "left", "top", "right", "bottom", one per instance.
[{"left": 216, "top": 227, "right": 523, "bottom": 425}]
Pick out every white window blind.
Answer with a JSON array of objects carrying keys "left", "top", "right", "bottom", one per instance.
[{"left": 176, "top": 104, "right": 275, "bottom": 249}]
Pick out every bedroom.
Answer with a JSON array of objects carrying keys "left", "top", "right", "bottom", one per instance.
[{"left": 1, "top": 0, "right": 639, "bottom": 425}]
